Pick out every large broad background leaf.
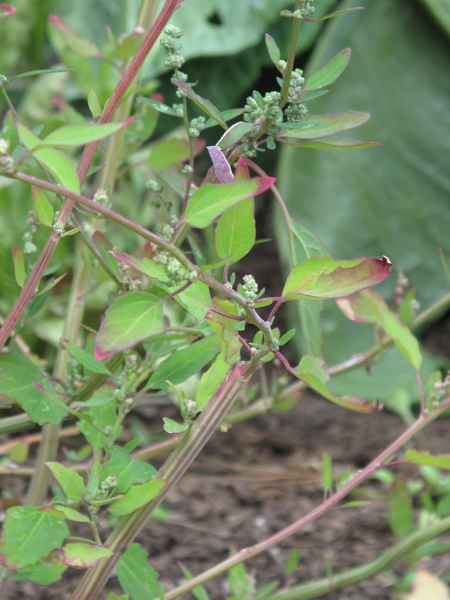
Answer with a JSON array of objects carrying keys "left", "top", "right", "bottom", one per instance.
[{"left": 275, "top": 0, "right": 450, "bottom": 399}]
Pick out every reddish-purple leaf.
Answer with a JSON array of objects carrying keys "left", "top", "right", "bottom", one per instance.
[
  {"left": 282, "top": 255, "right": 392, "bottom": 300},
  {"left": 48, "top": 15, "right": 100, "bottom": 58},
  {"left": 207, "top": 146, "right": 234, "bottom": 183},
  {"left": 0, "top": 4, "right": 15, "bottom": 17},
  {"left": 172, "top": 80, "right": 227, "bottom": 128}
]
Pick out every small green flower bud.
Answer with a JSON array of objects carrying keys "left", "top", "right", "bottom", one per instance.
[{"left": 0, "top": 138, "right": 9, "bottom": 154}]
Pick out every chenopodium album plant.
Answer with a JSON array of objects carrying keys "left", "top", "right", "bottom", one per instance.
[{"left": 0, "top": 0, "right": 450, "bottom": 598}]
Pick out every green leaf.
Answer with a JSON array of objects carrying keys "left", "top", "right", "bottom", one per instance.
[
  {"left": 322, "top": 452, "right": 333, "bottom": 492},
  {"left": 35, "top": 273, "right": 66, "bottom": 297},
  {"left": 217, "top": 122, "right": 255, "bottom": 150},
  {"left": 278, "top": 111, "right": 370, "bottom": 139},
  {"left": 184, "top": 178, "right": 275, "bottom": 229},
  {"left": 138, "top": 96, "right": 177, "bottom": 115},
  {"left": 228, "top": 562, "right": 256, "bottom": 599},
  {"left": 12, "top": 559, "right": 67, "bottom": 585},
  {"left": 42, "top": 121, "right": 131, "bottom": 147},
  {"left": 285, "top": 550, "right": 301, "bottom": 575},
  {"left": 48, "top": 15, "right": 100, "bottom": 57},
  {"left": 265, "top": 33, "right": 281, "bottom": 66},
  {"left": 285, "top": 136, "right": 380, "bottom": 149},
  {"left": 279, "top": 329, "right": 296, "bottom": 346},
  {"left": 163, "top": 418, "right": 189, "bottom": 434},
  {"left": 174, "top": 280, "right": 212, "bottom": 321},
  {"left": 115, "top": 253, "right": 168, "bottom": 284},
  {"left": 65, "top": 343, "right": 111, "bottom": 375},
  {"left": 2, "top": 506, "right": 69, "bottom": 568},
  {"left": 305, "top": 48, "right": 351, "bottom": 90},
  {"left": 94, "top": 292, "right": 164, "bottom": 360},
  {"left": 12, "top": 246, "right": 25, "bottom": 287},
  {"left": 336, "top": 289, "right": 422, "bottom": 370},
  {"left": 40, "top": 505, "right": 90, "bottom": 523},
  {"left": 109, "top": 480, "right": 165, "bottom": 516},
  {"left": 145, "top": 336, "right": 219, "bottom": 391},
  {"left": 206, "top": 298, "right": 241, "bottom": 362},
  {"left": 203, "top": 108, "right": 244, "bottom": 129},
  {"left": 45, "top": 462, "right": 86, "bottom": 501},
  {"left": 102, "top": 446, "right": 156, "bottom": 494},
  {"left": 88, "top": 89, "right": 102, "bottom": 120},
  {"left": 215, "top": 199, "right": 255, "bottom": 264},
  {"left": 282, "top": 255, "right": 392, "bottom": 300},
  {"left": 116, "top": 543, "right": 164, "bottom": 600},
  {"left": 405, "top": 450, "right": 450, "bottom": 470},
  {"left": 91, "top": 231, "right": 120, "bottom": 280},
  {"left": 304, "top": 7, "right": 364, "bottom": 22},
  {"left": 6, "top": 68, "right": 73, "bottom": 83},
  {"left": 16, "top": 121, "right": 80, "bottom": 193},
  {"left": 77, "top": 392, "right": 118, "bottom": 452},
  {"left": 178, "top": 563, "right": 210, "bottom": 600},
  {"left": 62, "top": 543, "right": 112, "bottom": 568},
  {"left": 388, "top": 477, "right": 414, "bottom": 538},
  {"left": 148, "top": 138, "right": 204, "bottom": 171},
  {"left": 172, "top": 80, "right": 227, "bottom": 128},
  {"left": 0, "top": 345, "right": 67, "bottom": 425},
  {"left": 293, "top": 355, "right": 379, "bottom": 413},
  {"left": 195, "top": 354, "right": 230, "bottom": 411},
  {"left": 31, "top": 186, "right": 54, "bottom": 227},
  {"left": 107, "top": 594, "right": 129, "bottom": 600}
]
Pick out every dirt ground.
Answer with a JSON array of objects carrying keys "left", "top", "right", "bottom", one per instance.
[{"left": 4, "top": 388, "right": 450, "bottom": 600}]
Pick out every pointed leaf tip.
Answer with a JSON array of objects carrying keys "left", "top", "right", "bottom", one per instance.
[{"left": 0, "top": 4, "right": 15, "bottom": 17}]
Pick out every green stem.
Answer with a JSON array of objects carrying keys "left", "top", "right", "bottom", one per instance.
[
  {"left": 279, "top": 1, "right": 303, "bottom": 107},
  {"left": 162, "top": 398, "right": 450, "bottom": 600},
  {"left": 264, "top": 516, "right": 450, "bottom": 600}
]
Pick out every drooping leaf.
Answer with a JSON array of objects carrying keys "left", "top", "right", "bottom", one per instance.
[
  {"left": 40, "top": 505, "right": 90, "bottom": 523},
  {"left": 12, "top": 559, "right": 67, "bottom": 585},
  {"left": 293, "top": 355, "right": 380, "bottom": 413},
  {"left": 45, "top": 462, "right": 86, "bottom": 501},
  {"left": 41, "top": 120, "right": 132, "bottom": 147},
  {"left": 48, "top": 15, "right": 100, "bottom": 58},
  {"left": 6, "top": 68, "right": 73, "bottom": 83},
  {"left": 94, "top": 292, "right": 164, "bottom": 360},
  {"left": 215, "top": 199, "right": 255, "bottom": 265},
  {"left": 282, "top": 255, "right": 392, "bottom": 300},
  {"left": 163, "top": 418, "right": 189, "bottom": 434},
  {"left": 145, "top": 335, "right": 219, "bottom": 391},
  {"left": 12, "top": 246, "right": 25, "bottom": 287},
  {"left": 31, "top": 186, "right": 54, "bottom": 227},
  {"left": 65, "top": 343, "right": 111, "bottom": 375},
  {"left": 137, "top": 96, "right": 177, "bottom": 116},
  {"left": 404, "top": 450, "right": 450, "bottom": 470},
  {"left": 278, "top": 111, "right": 370, "bottom": 140},
  {"left": 109, "top": 480, "right": 165, "bottom": 516},
  {"left": 172, "top": 80, "right": 227, "bottom": 128},
  {"left": 62, "top": 543, "right": 112, "bottom": 568},
  {"left": 102, "top": 446, "right": 156, "bottom": 494},
  {"left": 217, "top": 122, "right": 255, "bottom": 150},
  {"left": 183, "top": 178, "right": 275, "bottom": 229},
  {"left": 0, "top": 345, "right": 67, "bottom": 425},
  {"left": 305, "top": 48, "right": 351, "bottom": 90},
  {"left": 336, "top": 289, "right": 422, "bottom": 370},
  {"left": 2, "top": 506, "right": 69, "bottom": 569},
  {"left": 116, "top": 543, "right": 164, "bottom": 600},
  {"left": 203, "top": 108, "right": 244, "bottom": 129},
  {"left": 207, "top": 146, "right": 234, "bottom": 184},
  {"left": 265, "top": 33, "right": 281, "bottom": 67}
]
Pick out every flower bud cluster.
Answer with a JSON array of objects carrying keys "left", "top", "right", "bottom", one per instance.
[
  {"left": 93, "top": 187, "right": 110, "bottom": 207},
  {"left": 188, "top": 116, "right": 206, "bottom": 138},
  {"left": 0, "top": 138, "right": 13, "bottom": 174},
  {"left": 22, "top": 230, "right": 37, "bottom": 254},
  {"left": 160, "top": 25, "right": 185, "bottom": 70},
  {"left": 293, "top": 0, "right": 316, "bottom": 18},
  {"left": 152, "top": 245, "right": 197, "bottom": 286},
  {"left": 244, "top": 91, "right": 283, "bottom": 136},
  {"left": 242, "top": 274, "right": 258, "bottom": 308}
]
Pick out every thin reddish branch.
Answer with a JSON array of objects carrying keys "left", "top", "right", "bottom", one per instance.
[{"left": 0, "top": 0, "right": 185, "bottom": 350}]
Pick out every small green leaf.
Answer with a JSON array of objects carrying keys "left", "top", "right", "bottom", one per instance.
[
  {"left": 163, "top": 418, "right": 189, "bottom": 434},
  {"left": 49, "top": 15, "right": 100, "bottom": 57},
  {"left": 31, "top": 186, "right": 54, "bottom": 227},
  {"left": 12, "top": 559, "right": 67, "bottom": 585},
  {"left": 10, "top": 441, "right": 29, "bottom": 463},
  {"left": 35, "top": 273, "right": 66, "bottom": 297},
  {"left": 297, "top": 89, "right": 330, "bottom": 102},
  {"left": 77, "top": 394, "right": 118, "bottom": 452},
  {"left": 322, "top": 453, "right": 333, "bottom": 492},
  {"left": 282, "top": 255, "right": 392, "bottom": 300},
  {"left": 116, "top": 543, "right": 164, "bottom": 600},
  {"left": 6, "top": 68, "right": 73, "bottom": 84},
  {"left": 94, "top": 292, "right": 164, "bottom": 360},
  {"left": 265, "top": 33, "right": 281, "bottom": 66},
  {"left": 388, "top": 477, "right": 414, "bottom": 538},
  {"left": 62, "top": 543, "right": 112, "bottom": 568},
  {"left": 174, "top": 280, "right": 212, "bottom": 321},
  {"left": 228, "top": 561, "right": 256, "bottom": 599},
  {"left": 65, "top": 343, "right": 111, "bottom": 375},
  {"left": 40, "top": 505, "right": 90, "bottom": 523},
  {"left": 12, "top": 246, "right": 25, "bottom": 287},
  {"left": 286, "top": 136, "right": 380, "bottom": 149},
  {"left": 232, "top": 320, "right": 246, "bottom": 331},
  {"left": 42, "top": 121, "right": 131, "bottom": 147},
  {"left": 184, "top": 178, "right": 275, "bottom": 229},
  {"left": 45, "top": 462, "right": 86, "bottom": 501},
  {"left": 305, "top": 48, "right": 351, "bottom": 91},
  {"left": 109, "top": 480, "right": 165, "bottom": 516},
  {"left": 178, "top": 563, "right": 210, "bottom": 600},
  {"left": 2, "top": 506, "right": 69, "bottom": 568},
  {"left": 207, "top": 298, "right": 241, "bottom": 362},
  {"left": 341, "top": 501, "right": 371, "bottom": 508},
  {"left": 279, "top": 329, "right": 296, "bottom": 346},
  {"left": 303, "top": 7, "right": 364, "bottom": 22},
  {"left": 107, "top": 594, "right": 129, "bottom": 600},
  {"left": 203, "top": 108, "right": 244, "bottom": 129},
  {"left": 215, "top": 199, "right": 255, "bottom": 265},
  {"left": 217, "top": 122, "right": 255, "bottom": 150},
  {"left": 404, "top": 450, "right": 450, "bottom": 470},
  {"left": 88, "top": 89, "right": 102, "bottom": 119},
  {"left": 278, "top": 111, "right": 370, "bottom": 140},
  {"left": 195, "top": 355, "right": 230, "bottom": 411},
  {"left": 102, "top": 446, "right": 156, "bottom": 494},
  {"left": 285, "top": 549, "right": 301, "bottom": 575},
  {"left": 138, "top": 96, "right": 177, "bottom": 115},
  {"left": 172, "top": 80, "right": 227, "bottom": 128}
]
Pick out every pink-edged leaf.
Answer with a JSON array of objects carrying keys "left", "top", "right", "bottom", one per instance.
[
  {"left": 172, "top": 80, "right": 227, "bottom": 128},
  {"left": 293, "top": 355, "right": 381, "bottom": 413},
  {"left": 303, "top": 7, "right": 364, "bottom": 22},
  {"left": 48, "top": 15, "right": 100, "bottom": 58},
  {"left": 234, "top": 157, "right": 250, "bottom": 180},
  {"left": 336, "top": 289, "right": 421, "bottom": 370},
  {"left": 94, "top": 292, "right": 164, "bottom": 360},
  {"left": 115, "top": 253, "right": 167, "bottom": 283},
  {"left": 278, "top": 111, "right": 370, "bottom": 140},
  {"left": 0, "top": 4, "right": 15, "bottom": 17},
  {"left": 62, "top": 543, "right": 112, "bottom": 568},
  {"left": 265, "top": 34, "right": 281, "bottom": 67},
  {"left": 305, "top": 49, "right": 351, "bottom": 91},
  {"left": 282, "top": 255, "right": 392, "bottom": 300},
  {"left": 207, "top": 146, "right": 234, "bottom": 183},
  {"left": 281, "top": 136, "right": 380, "bottom": 149},
  {"left": 12, "top": 246, "right": 25, "bottom": 287},
  {"left": 183, "top": 177, "right": 275, "bottom": 229}
]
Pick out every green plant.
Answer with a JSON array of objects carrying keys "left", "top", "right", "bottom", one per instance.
[{"left": 0, "top": 1, "right": 450, "bottom": 599}]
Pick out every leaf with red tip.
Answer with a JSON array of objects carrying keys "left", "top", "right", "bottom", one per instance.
[
  {"left": 94, "top": 292, "right": 164, "bottom": 360},
  {"left": 278, "top": 111, "right": 370, "bottom": 140},
  {"left": 0, "top": 4, "right": 15, "bottom": 17},
  {"left": 282, "top": 255, "right": 392, "bottom": 300},
  {"left": 293, "top": 355, "right": 381, "bottom": 413},
  {"left": 172, "top": 80, "right": 227, "bottom": 129},
  {"left": 305, "top": 48, "right": 351, "bottom": 91},
  {"left": 336, "top": 289, "right": 421, "bottom": 370},
  {"left": 183, "top": 177, "right": 275, "bottom": 229},
  {"left": 234, "top": 157, "right": 250, "bottom": 180},
  {"left": 12, "top": 246, "right": 25, "bottom": 287},
  {"left": 48, "top": 15, "right": 100, "bottom": 58},
  {"left": 62, "top": 543, "right": 112, "bottom": 568}
]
